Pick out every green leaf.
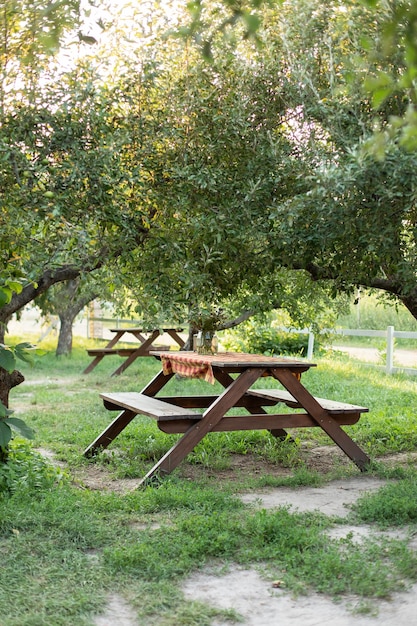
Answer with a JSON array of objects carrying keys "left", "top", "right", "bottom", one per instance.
[
  {"left": 364, "top": 73, "right": 394, "bottom": 110},
  {"left": 0, "top": 347, "right": 16, "bottom": 373},
  {"left": 0, "top": 421, "right": 12, "bottom": 447},
  {"left": 372, "top": 87, "right": 392, "bottom": 110},
  {"left": 14, "top": 343, "right": 35, "bottom": 365},
  {"left": 16, "top": 342, "right": 32, "bottom": 348},
  {"left": 0, "top": 288, "right": 11, "bottom": 306},
  {"left": 6, "top": 417, "right": 35, "bottom": 440},
  {"left": 5, "top": 280, "right": 23, "bottom": 294}
]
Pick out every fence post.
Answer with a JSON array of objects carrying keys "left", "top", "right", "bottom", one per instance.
[
  {"left": 386, "top": 325, "right": 394, "bottom": 374},
  {"left": 307, "top": 331, "right": 314, "bottom": 360},
  {"left": 88, "top": 301, "right": 103, "bottom": 339}
]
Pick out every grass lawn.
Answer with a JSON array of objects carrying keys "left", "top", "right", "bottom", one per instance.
[{"left": 1, "top": 335, "right": 417, "bottom": 625}]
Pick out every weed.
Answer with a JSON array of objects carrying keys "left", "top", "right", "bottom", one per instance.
[
  {"left": 2, "top": 335, "right": 417, "bottom": 623},
  {"left": 0, "top": 440, "right": 66, "bottom": 496},
  {"left": 351, "top": 474, "right": 417, "bottom": 527}
]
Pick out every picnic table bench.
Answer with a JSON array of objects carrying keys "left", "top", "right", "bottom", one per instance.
[
  {"left": 83, "top": 327, "right": 185, "bottom": 376},
  {"left": 85, "top": 351, "right": 370, "bottom": 485}
]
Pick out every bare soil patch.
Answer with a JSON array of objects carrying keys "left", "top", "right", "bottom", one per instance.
[
  {"left": 71, "top": 445, "right": 347, "bottom": 492},
  {"left": 59, "top": 444, "right": 417, "bottom": 493},
  {"left": 182, "top": 567, "right": 417, "bottom": 626},
  {"left": 35, "top": 445, "right": 417, "bottom": 626}
]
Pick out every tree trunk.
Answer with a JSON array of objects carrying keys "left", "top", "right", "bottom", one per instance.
[
  {"left": 0, "top": 368, "right": 24, "bottom": 463},
  {"left": 0, "top": 367, "right": 25, "bottom": 408},
  {"left": 1, "top": 318, "right": 24, "bottom": 462},
  {"left": 55, "top": 291, "right": 97, "bottom": 356},
  {"left": 399, "top": 291, "right": 417, "bottom": 325},
  {"left": 56, "top": 313, "right": 75, "bottom": 356}
]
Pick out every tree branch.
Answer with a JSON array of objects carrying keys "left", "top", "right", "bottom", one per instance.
[
  {"left": 218, "top": 309, "right": 255, "bottom": 330},
  {"left": 0, "top": 264, "right": 99, "bottom": 323}
]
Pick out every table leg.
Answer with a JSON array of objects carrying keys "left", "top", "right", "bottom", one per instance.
[
  {"left": 214, "top": 369, "right": 288, "bottom": 440},
  {"left": 271, "top": 368, "right": 370, "bottom": 471},
  {"left": 82, "top": 331, "right": 124, "bottom": 374},
  {"left": 110, "top": 330, "right": 160, "bottom": 376},
  {"left": 83, "top": 354, "right": 105, "bottom": 375},
  {"left": 139, "top": 367, "right": 265, "bottom": 485},
  {"left": 84, "top": 409, "right": 136, "bottom": 457},
  {"left": 167, "top": 329, "right": 186, "bottom": 348},
  {"left": 141, "top": 369, "right": 174, "bottom": 396},
  {"left": 83, "top": 369, "right": 174, "bottom": 458}
]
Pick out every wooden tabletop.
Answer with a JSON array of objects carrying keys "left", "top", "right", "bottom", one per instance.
[
  {"left": 109, "top": 327, "right": 184, "bottom": 333},
  {"left": 150, "top": 350, "right": 316, "bottom": 369}
]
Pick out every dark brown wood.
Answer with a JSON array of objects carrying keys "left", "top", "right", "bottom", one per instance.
[
  {"left": 166, "top": 329, "right": 186, "bottom": 348},
  {"left": 110, "top": 330, "right": 160, "bottom": 376},
  {"left": 84, "top": 390, "right": 200, "bottom": 457},
  {"left": 151, "top": 351, "right": 314, "bottom": 373},
  {"left": 83, "top": 328, "right": 185, "bottom": 376},
  {"left": 138, "top": 367, "right": 266, "bottom": 484},
  {"left": 270, "top": 368, "right": 370, "bottom": 471},
  {"left": 154, "top": 395, "right": 277, "bottom": 409},
  {"left": 87, "top": 348, "right": 120, "bottom": 356},
  {"left": 140, "top": 369, "right": 175, "bottom": 396},
  {"left": 84, "top": 408, "right": 137, "bottom": 457},
  {"left": 85, "top": 351, "right": 370, "bottom": 483},
  {"left": 157, "top": 412, "right": 361, "bottom": 433},
  {"left": 117, "top": 346, "right": 169, "bottom": 357},
  {"left": 83, "top": 330, "right": 124, "bottom": 374},
  {"left": 213, "top": 367, "right": 288, "bottom": 440}
]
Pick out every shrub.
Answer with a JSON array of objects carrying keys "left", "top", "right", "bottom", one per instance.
[
  {"left": 222, "top": 319, "right": 309, "bottom": 356},
  {"left": 0, "top": 440, "right": 66, "bottom": 496}
]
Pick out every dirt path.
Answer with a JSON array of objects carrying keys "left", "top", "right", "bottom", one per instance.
[
  {"left": 181, "top": 476, "right": 417, "bottom": 626},
  {"left": 183, "top": 568, "right": 417, "bottom": 626},
  {"left": 333, "top": 344, "right": 417, "bottom": 367},
  {"left": 34, "top": 442, "right": 417, "bottom": 626},
  {"left": 88, "top": 472, "right": 417, "bottom": 626}
]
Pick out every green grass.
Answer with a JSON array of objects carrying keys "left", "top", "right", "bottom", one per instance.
[{"left": 2, "top": 334, "right": 417, "bottom": 624}]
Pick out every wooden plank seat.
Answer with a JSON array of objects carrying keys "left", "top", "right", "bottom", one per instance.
[
  {"left": 83, "top": 393, "right": 203, "bottom": 458},
  {"left": 87, "top": 345, "right": 170, "bottom": 357},
  {"left": 84, "top": 388, "right": 368, "bottom": 459},
  {"left": 100, "top": 392, "right": 202, "bottom": 419},
  {"left": 87, "top": 348, "right": 121, "bottom": 356},
  {"left": 248, "top": 388, "right": 368, "bottom": 415}
]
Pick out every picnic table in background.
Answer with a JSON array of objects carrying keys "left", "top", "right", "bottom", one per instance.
[
  {"left": 85, "top": 351, "right": 370, "bottom": 485},
  {"left": 82, "top": 328, "right": 185, "bottom": 377}
]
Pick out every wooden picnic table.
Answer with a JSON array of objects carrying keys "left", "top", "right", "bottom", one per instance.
[
  {"left": 84, "top": 351, "right": 370, "bottom": 484},
  {"left": 82, "top": 328, "right": 185, "bottom": 376}
]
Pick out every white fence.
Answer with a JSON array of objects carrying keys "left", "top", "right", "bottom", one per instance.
[
  {"left": 290, "top": 326, "right": 417, "bottom": 376},
  {"left": 85, "top": 319, "right": 417, "bottom": 375},
  {"left": 9, "top": 307, "right": 417, "bottom": 375}
]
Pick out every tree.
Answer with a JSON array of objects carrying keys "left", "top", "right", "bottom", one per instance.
[
  {"left": 104, "top": 31, "right": 347, "bottom": 335},
  {"left": 162, "top": 0, "right": 417, "bottom": 324},
  {"left": 8, "top": 0, "right": 409, "bottom": 354},
  {"left": 361, "top": 0, "right": 417, "bottom": 151},
  {"left": 0, "top": 265, "right": 37, "bottom": 462},
  {"left": 35, "top": 278, "right": 97, "bottom": 356},
  {"left": 245, "top": 0, "right": 417, "bottom": 320},
  {"left": 0, "top": 0, "right": 155, "bottom": 416}
]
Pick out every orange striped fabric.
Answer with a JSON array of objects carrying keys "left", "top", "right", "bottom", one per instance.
[{"left": 161, "top": 353, "right": 216, "bottom": 384}]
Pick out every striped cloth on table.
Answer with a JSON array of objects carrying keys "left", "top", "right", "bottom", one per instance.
[{"left": 161, "top": 353, "right": 215, "bottom": 384}]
